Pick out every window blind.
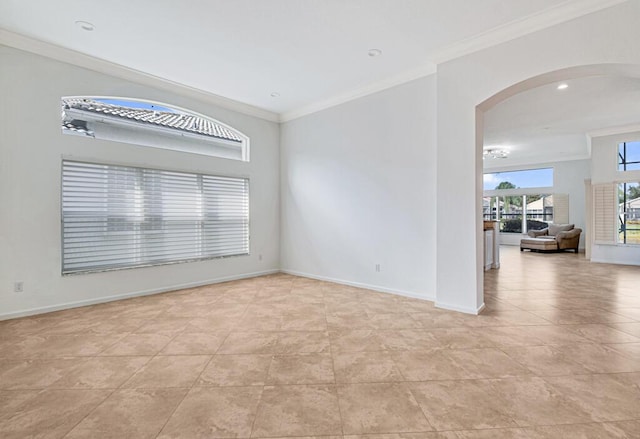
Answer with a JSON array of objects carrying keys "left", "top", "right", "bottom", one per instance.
[{"left": 62, "top": 160, "right": 249, "bottom": 274}]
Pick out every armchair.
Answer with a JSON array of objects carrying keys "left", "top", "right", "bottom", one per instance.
[{"left": 555, "top": 228, "right": 582, "bottom": 252}]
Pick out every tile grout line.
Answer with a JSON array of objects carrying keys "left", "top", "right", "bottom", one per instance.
[
  {"left": 151, "top": 386, "right": 192, "bottom": 439},
  {"left": 62, "top": 317, "right": 186, "bottom": 437},
  {"left": 323, "top": 287, "right": 345, "bottom": 437},
  {"left": 58, "top": 385, "right": 120, "bottom": 437},
  {"left": 247, "top": 282, "right": 291, "bottom": 439},
  {"left": 154, "top": 288, "right": 254, "bottom": 439}
]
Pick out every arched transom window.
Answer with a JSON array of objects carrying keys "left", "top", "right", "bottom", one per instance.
[{"left": 61, "top": 97, "right": 249, "bottom": 161}]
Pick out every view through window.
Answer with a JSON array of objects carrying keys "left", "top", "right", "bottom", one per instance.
[
  {"left": 483, "top": 168, "right": 554, "bottom": 233},
  {"left": 618, "top": 141, "right": 640, "bottom": 171},
  {"left": 61, "top": 97, "right": 249, "bottom": 161},
  {"left": 619, "top": 182, "right": 640, "bottom": 245},
  {"left": 483, "top": 194, "right": 553, "bottom": 233},
  {"left": 483, "top": 168, "right": 553, "bottom": 191}
]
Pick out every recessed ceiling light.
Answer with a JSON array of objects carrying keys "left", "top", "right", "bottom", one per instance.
[
  {"left": 270, "top": 92, "right": 280, "bottom": 98},
  {"left": 368, "top": 49, "right": 382, "bottom": 57},
  {"left": 557, "top": 83, "right": 569, "bottom": 90},
  {"left": 75, "top": 21, "right": 95, "bottom": 31}
]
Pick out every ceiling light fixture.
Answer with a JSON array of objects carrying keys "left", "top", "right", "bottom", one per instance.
[
  {"left": 368, "top": 49, "right": 382, "bottom": 57},
  {"left": 483, "top": 148, "right": 509, "bottom": 159},
  {"left": 75, "top": 20, "right": 95, "bottom": 31},
  {"left": 557, "top": 83, "right": 569, "bottom": 90},
  {"left": 270, "top": 92, "right": 280, "bottom": 98}
]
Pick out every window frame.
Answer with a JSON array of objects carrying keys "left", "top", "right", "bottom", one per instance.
[
  {"left": 617, "top": 180, "right": 640, "bottom": 246},
  {"left": 618, "top": 141, "right": 640, "bottom": 172}
]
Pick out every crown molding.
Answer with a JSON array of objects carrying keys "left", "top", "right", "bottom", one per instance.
[
  {"left": 432, "top": 0, "right": 628, "bottom": 64},
  {"left": 482, "top": 151, "right": 592, "bottom": 171},
  {"left": 2, "top": 0, "right": 628, "bottom": 124},
  {"left": 279, "top": 64, "right": 436, "bottom": 123},
  {"left": 587, "top": 123, "right": 640, "bottom": 138},
  {"left": 281, "top": 0, "right": 627, "bottom": 122},
  {"left": 0, "top": 29, "right": 280, "bottom": 123}
]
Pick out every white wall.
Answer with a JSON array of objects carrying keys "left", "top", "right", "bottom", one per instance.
[
  {"left": 590, "top": 130, "right": 640, "bottom": 265},
  {"left": 0, "top": 46, "right": 280, "bottom": 319},
  {"left": 3, "top": 4, "right": 640, "bottom": 321},
  {"left": 436, "top": 1, "right": 640, "bottom": 313},
  {"left": 555, "top": 159, "right": 591, "bottom": 242},
  {"left": 280, "top": 76, "right": 437, "bottom": 300},
  {"left": 484, "top": 159, "right": 591, "bottom": 248}
]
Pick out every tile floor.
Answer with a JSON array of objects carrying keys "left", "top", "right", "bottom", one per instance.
[{"left": 1, "top": 246, "right": 639, "bottom": 438}]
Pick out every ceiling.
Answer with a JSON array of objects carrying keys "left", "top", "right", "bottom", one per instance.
[
  {"left": 483, "top": 75, "right": 640, "bottom": 169},
  {"left": 0, "top": 0, "right": 625, "bottom": 119},
  {"left": 3, "top": 1, "right": 636, "bottom": 166}
]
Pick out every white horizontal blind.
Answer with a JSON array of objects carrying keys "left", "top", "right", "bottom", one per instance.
[
  {"left": 62, "top": 160, "right": 249, "bottom": 274},
  {"left": 593, "top": 183, "right": 616, "bottom": 244}
]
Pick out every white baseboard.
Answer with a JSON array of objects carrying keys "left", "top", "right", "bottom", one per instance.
[
  {"left": 436, "top": 300, "right": 485, "bottom": 315},
  {"left": 281, "top": 269, "right": 435, "bottom": 302},
  {"left": 3, "top": 267, "right": 439, "bottom": 321},
  {"left": 0, "top": 269, "right": 280, "bottom": 321},
  {"left": 590, "top": 257, "right": 640, "bottom": 266}
]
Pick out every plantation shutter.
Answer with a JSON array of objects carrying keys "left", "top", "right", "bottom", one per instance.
[
  {"left": 552, "top": 193, "right": 569, "bottom": 224},
  {"left": 592, "top": 183, "right": 617, "bottom": 244},
  {"left": 62, "top": 160, "right": 249, "bottom": 274}
]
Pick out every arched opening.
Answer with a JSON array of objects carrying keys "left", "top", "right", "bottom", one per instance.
[
  {"left": 61, "top": 96, "right": 250, "bottom": 161},
  {"left": 475, "top": 63, "right": 640, "bottom": 305},
  {"left": 477, "top": 64, "right": 640, "bottom": 114}
]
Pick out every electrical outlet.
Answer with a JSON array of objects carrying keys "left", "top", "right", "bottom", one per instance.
[
  {"left": 14, "top": 281, "right": 24, "bottom": 293},
  {"left": 258, "top": 254, "right": 263, "bottom": 261},
  {"left": 375, "top": 264, "right": 381, "bottom": 272}
]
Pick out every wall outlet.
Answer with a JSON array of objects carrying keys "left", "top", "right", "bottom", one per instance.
[
  {"left": 258, "top": 254, "right": 263, "bottom": 261},
  {"left": 375, "top": 264, "right": 381, "bottom": 272},
  {"left": 14, "top": 281, "right": 24, "bottom": 293}
]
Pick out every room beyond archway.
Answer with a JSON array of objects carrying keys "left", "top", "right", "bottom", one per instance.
[{"left": 476, "top": 63, "right": 640, "bottom": 294}]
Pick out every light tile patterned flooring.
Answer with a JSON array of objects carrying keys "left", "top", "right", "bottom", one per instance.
[{"left": 1, "top": 246, "right": 639, "bottom": 438}]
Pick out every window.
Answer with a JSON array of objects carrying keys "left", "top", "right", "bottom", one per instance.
[
  {"left": 483, "top": 168, "right": 553, "bottom": 191},
  {"left": 483, "top": 168, "right": 555, "bottom": 234},
  {"left": 61, "top": 97, "right": 249, "bottom": 161},
  {"left": 618, "top": 182, "right": 640, "bottom": 245},
  {"left": 618, "top": 141, "right": 640, "bottom": 171},
  {"left": 483, "top": 194, "right": 553, "bottom": 233},
  {"left": 62, "top": 160, "right": 249, "bottom": 274}
]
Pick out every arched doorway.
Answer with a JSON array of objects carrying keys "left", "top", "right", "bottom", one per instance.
[
  {"left": 433, "top": 4, "right": 640, "bottom": 316},
  {"left": 473, "top": 63, "right": 640, "bottom": 310}
]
